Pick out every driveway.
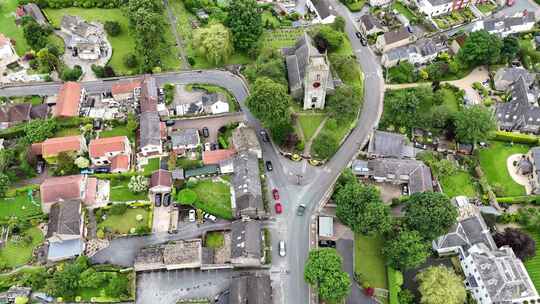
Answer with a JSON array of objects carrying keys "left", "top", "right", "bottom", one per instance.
[
  {"left": 136, "top": 269, "right": 232, "bottom": 304},
  {"left": 336, "top": 238, "right": 376, "bottom": 304},
  {"left": 171, "top": 112, "right": 246, "bottom": 142},
  {"left": 152, "top": 205, "right": 172, "bottom": 233}
]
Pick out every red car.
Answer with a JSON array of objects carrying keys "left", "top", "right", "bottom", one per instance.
[
  {"left": 274, "top": 202, "right": 283, "bottom": 214},
  {"left": 272, "top": 189, "right": 280, "bottom": 200}
]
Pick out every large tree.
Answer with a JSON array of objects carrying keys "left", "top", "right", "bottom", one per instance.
[
  {"left": 22, "top": 19, "right": 50, "bottom": 50},
  {"left": 417, "top": 266, "right": 466, "bottom": 304},
  {"left": 335, "top": 180, "right": 393, "bottom": 235},
  {"left": 326, "top": 85, "right": 359, "bottom": 123},
  {"left": 304, "top": 248, "right": 351, "bottom": 303},
  {"left": 454, "top": 105, "right": 496, "bottom": 145},
  {"left": 246, "top": 77, "right": 293, "bottom": 144},
  {"left": 193, "top": 23, "right": 233, "bottom": 65},
  {"left": 501, "top": 36, "right": 520, "bottom": 63},
  {"left": 314, "top": 26, "right": 344, "bottom": 52},
  {"left": 404, "top": 192, "right": 457, "bottom": 241},
  {"left": 383, "top": 230, "right": 430, "bottom": 270},
  {"left": 457, "top": 30, "right": 502, "bottom": 66},
  {"left": 494, "top": 228, "right": 536, "bottom": 261},
  {"left": 226, "top": 0, "right": 263, "bottom": 51}
]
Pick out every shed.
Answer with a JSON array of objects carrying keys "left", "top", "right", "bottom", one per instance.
[{"left": 318, "top": 216, "right": 334, "bottom": 238}]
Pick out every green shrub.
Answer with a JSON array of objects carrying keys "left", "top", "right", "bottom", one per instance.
[{"left": 493, "top": 131, "right": 539, "bottom": 144}]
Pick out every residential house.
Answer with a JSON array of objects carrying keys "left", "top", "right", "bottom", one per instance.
[
  {"left": 359, "top": 15, "right": 385, "bottom": 36},
  {"left": 134, "top": 239, "right": 203, "bottom": 271},
  {"left": 306, "top": 0, "right": 336, "bottom": 24},
  {"left": 61, "top": 15, "right": 102, "bottom": 60},
  {"left": 233, "top": 152, "right": 264, "bottom": 219},
  {"left": 31, "top": 135, "right": 87, "bottom": 163},
  {"left": 150, "top": 169, "right": 172, "bottom": 199},
  {"left": 367, "top": 130, "right": 415, "bottom": 158},
  {"left": 433, "top": 198, "right": 539, "bottom": 304},
  {"left": 449, "top": 34, "right": 467, "bottom": 55},
  {"left": 111, "top": 78, "right": 142, "bottom": 101},
  {"left": 202, "top": 93, "right": 229, "bottom": 114},
  {"left": 0, "top": 34, "right": 15, "bottom": 61},
  {"left": 139, "top": 76, "right": 162, "bottom": 156},
  {"left": 53, "top": 82, "right": 85, "bottom": 118},
  {"left": 46, "top": 200, "right": 86, "bottom": 262},
  {"left": 0, "top": 103, "right": 48, "bottom": 128},
  {"left": 18, "top": 3, "right": 48, "bottom": 26},
  {"left": 231, "top": 219, "right": 262, "bottom": 267},
  {"left": 417, "top": 0, "right": 486, "bottom": 17},
  {"left": 170, "top": 129, "right": 201, "bottom": 153},
  {"left": 381, "top": 37, "right": 448, "bottom": 68},
  {"left": 40, "top": 174, "right": 97, "bottom": 213},
  {"left": 473, "top": 12, "right": 536, "bottom": 38},
  {"left": 376, "top": 27, "right": 416, "bottom": 53},
  {"left": 285, "top": 33, "right": 336, "bottom": 110},
  {"left": 202, "top": 149, "right": 236, "bottom": 166},
  {"left": 89, "top": 136, "right": 131, "bottom": 172},
  {"left": 232, "top": 123, "right": 262, "bottom": 159},
  {"left": 494, "top": 67, "right": 535, "bottom": 91},
  {"left": 495, "top": 76, "right": 540, "bottom": 134},
  {"left": 352, "top": 158, "right": 433, "bottom": 194},
  {"left": 229, "top": 273, "right": 272, "bottom": 304}
]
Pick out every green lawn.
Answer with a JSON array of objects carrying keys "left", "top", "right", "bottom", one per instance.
[
  {"left": 109, "top": 179, "right": 148, "bottom": 202},
  {"left": 0, "top": 227, "right": 44, "bottom": 268},
  {"left": 298, "top": 114, "right": 325, "bottom": 141},
  {"left": 98, "top": 207, "right": 150, "bottom": 235},
  {"left": 258, "top": 28, "right": 305, "bottom": 50},
  {"left": 186, "top": 179, "right": 232, "bottom": 219},
  {"left": 354, "top": 234, "right": 388, "bottom": 289},
  {"left": 54, "top": 127, "right": 81, "bottom": 137},
  {"left": 100, "top": 125, "right": 133, "bottom": 141},
  {"left": 476, "top": 2, "right": 497, "bottom": 14},
  {"left": 0, "top": 0, "right": 30, "bottom": 55},
  {"left": 205, "top": 231, "right": 225, "bottom": 249},
  {"left": 176, "top": 157, "right": 203, "bottom": 170},
  {"left": 439, "top": 87, "right": 462, "bottom": 112},
  {"left": 392, "top": 2, "right": 418, "bottom": 22},
  {"left": 439, "top": 171, "right": 477, "bottom": 198},
  {"left": 0, "top": 191, "right": 42, "bottom": 221},
  {"left": 143, "top": 158, "right": 161, "bottom": 176},
  {"left": 525, "top": 230, "right": 540, "bottom": 291},
  {"left": 478, "top": 141, "right": 529, "bottom": 197}
]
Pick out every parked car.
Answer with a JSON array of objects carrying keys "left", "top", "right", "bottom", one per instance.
[
  {"left": 319, "top": 240, "right": 336, "bottom": 248},
  {"left": 360, "top": 37, "right": 368, "bottom": 46},
  {"left": 401, "top": 184, "right": 409, "bottom": 196},
  {"left": 355, "top": 32, "right": 362, "bottom": 39},
  {"left": 188, "top": 209, "right": 196, "bottom": 222},
  {"left": 266, "top": 161, "right": 273, "bottom": 171},
  {"left": 155, "top": 193, "right": 162, "bottom": 207},
  {"left": 279, "top": 240, "right": 286, "bottom": 257},
  {"left": 260, "top": 130, "right": 270, "bottom": 142},
  {"left": 163, "top": 193, "right": 171, "bottom": 207},
  {"left": 165, "top": 120, "right": 175, "bottom": 127},
  {"left": 158, "top": 88, "right": 164, "bottom": 95},
  {"left": 272, "top": 188, "right": 280, "bottom": 200},
  {"left": 202, "top": 127, "right": 210, "bottom": 138},
  {"left": 204, "top": 142, "right": 211, "bottom": 151},
  {"left": 94, "top": 166, "right": 110, "bottom": 173},
  {"left": 211, "top": 143, "right": 218, "bottom": 150},
  {"left": 297, "top": 204, "right": 306, "bottom": 216},
  {"left": 204, "top": 213, "right": 217, "bottom": 222},
  {"left": 275, "top": 202, "right": 283, "bottom": 214}
]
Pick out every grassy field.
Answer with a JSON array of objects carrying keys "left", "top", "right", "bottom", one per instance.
[
  {"left": 109, "top": 179, "right": 148, "bottom": 202},
  {"left": 190, "top": 179, "right": 232, "bottom": 219},
  {"left": 478, "top": 141, "right": 529, "bottom": 197},
  {"left": 0, "top": 227, "right": 44, "bottom": 268},
  {"left": 98, "top": 207, "right": 150, "bottom": 234},
  {"left": 258, "top": 28, "right": 305, "bottom": 50},
  {"left": 0, "top": 0, "right": 30, "bottom": 55},
  {"left": 525, "top": 230, "right": 540, "bottom": 291},
  {"left": 355, "top": 234, "right": 388, "bottom": 289},
  {"left": 0, "top": 191, "right": 42, "bottom": 221},
  {"left": 298, "top": 114, "right": 325, "bottom": 141},
  {"left": 439, "top": 171, "right": 477, "bottom": 198},
  {"left": 205, "top": 231, "right": 225, "bottom": 249}
]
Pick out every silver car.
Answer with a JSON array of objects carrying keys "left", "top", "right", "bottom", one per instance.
[{"left": 279, "top": 240, "right": 286, "bottom": 257}]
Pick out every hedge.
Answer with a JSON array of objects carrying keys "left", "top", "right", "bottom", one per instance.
[
  {"left": 387, "top": 267, "right": 403, "bottom": 304},
  {"left": 496, "top": 195, "right": 540, "bottom": 204},
  {"left": 493, "top": 131, "right": 539, "bottom": 145}
]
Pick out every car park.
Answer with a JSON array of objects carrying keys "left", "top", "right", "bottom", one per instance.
[
  {"left": 274, "top": 202, "right": 283, "bottom": 214},
  {"left": 297, "top": 204, "right": 306, "bottom": 216},
  {"left": 155, "top": 193, "right": 162, "bottom": 207},
  {"left": 272, "top": 188, "right": 280, "bottom": 200},
  {"left": 279, "top": 240, "right": 286, "bottom": 257},
  {"left": 188, "top": 209, "right": 196, "bottom": 222},
  {"left": 202, "top": 127, "right": 209, "bottom": 138},
  {"left": 266, "top": 161, "right": 273, "bottom": 171}
]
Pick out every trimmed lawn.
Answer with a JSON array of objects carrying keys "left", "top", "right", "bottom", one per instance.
[
  {"left": 439, "top": 171, "right": 477, "bottom": 198},
  {"left": 258, "top": 28, "right": 305, "bottom": 50},
  {"left": 0, "top": 227, "right": 44, "bottom": 268},
  {"left": 525, "top": 230, "right": 540, "bottom": 291},
  {"left": 205, "top": 231, "right": 224, "bottom": 249},
  {"left": 354, "top": 234, "right": 388, "bottom": 289},
  {"left": 143, "top": 158, "right": 161, "bottom": 176},
  {"left": 0, "top": 0, "right": 30, "bottom": 55},
  {"left": 478, "top": 141, "right": 529, "bottom": 197},
  {"left": 476, "top": 2, "right": 497, "bottom": 14},
  {"left": 0, "top": 191, "right": 42, "bottom": 221},
  {"left": 109, "top": 179, "right": 148, "bottom": 202},
  {"left": 98, "top": 207, "right": 150, "bottom": 234},
  {"left": 54, "top": 127, "right": 81, "bottom": 137},
  {"left": 298, "top": 114, "right": 325, "bottom": 141},
  {"left": 186, "top": 179, "right": 232, "bottom": 219},
  {"left": 392, "top": 2, "right": 418, "bottom": 22},
  {"left": 100, "top": 125, "right": 133, "bottom": 141},
  {"left": 176, "top": 157, "right": 203, "bottom": 170}
]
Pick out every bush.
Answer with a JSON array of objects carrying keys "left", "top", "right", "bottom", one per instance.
[
  {"left": 60, "top": 65, "right": 82, "bottom": 81},
  {"left": 123, "top": 53, "right": 138, "bottom": 68},
  {"left": 104, "top": 21, "right": 121, "bottom": 36}
]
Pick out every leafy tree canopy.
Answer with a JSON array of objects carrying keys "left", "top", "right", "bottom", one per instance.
[
  {"left": 194, "top": 23, "right": 233, "bottom": 65},
  {"left": 404, "top": 192, "right": 457, "bottom": 241},
  {"left": 226, "top": 0, "right": 263, "bottom": 51},
  {"left": 417, "top": 266, "right": 466, "bottom": 304},
  {"left": 454, "top": 105, "right": 496, "bottom": 145},
  {"left": 304, "top": 248, "right": 351, "bottom": 303},
  {"left": 457, "top": 30, "right": 502, "bottom": 67},
  {"left": 383, "top": 230, "right": 430, "bottom": 270}
]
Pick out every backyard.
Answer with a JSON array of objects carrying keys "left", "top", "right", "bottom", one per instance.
[
  {"left": 97, "top": 206, "right": 151, "bottom": 235},
  {"left": 525, "top": 230, "right": 540, "bottom": 291},
  {"left": 439, "top": 170, "right": 478, "bottom": 198},
  {"left": 179, "top": 179, "right": 232, "bottom": 219},
  {"left": 354, "top": 234, "right": 388, "bottom": 290},
  {"left": 0, "top": 227, "right": 44, "bottom": 268},
  {"left": 433, "top": 8, "right": 475, "bottom": 29},
  {"left": 100, "top": 125, "right": 133, "bottom": 141},
  {"left": 109, "top": 178, "right": 148, "bottom": 202},
  {"left": 478, "top": 141, "right": 529, "bottom": 197},
  {"left": 0, "top": 190, "right": 42, "bottom": 221}
]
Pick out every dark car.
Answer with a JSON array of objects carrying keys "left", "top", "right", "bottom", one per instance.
[
  {"left": 211, "top": 143, "right": 218, "bottom": 150},
  {"left": 36, "top": 160, "right": 45, "bottom": 174},
  {"left": 355, "top": 32, "right": 362, "bottom": 39},
  {"left": 163, "top": 193, "right": 171, "bottom": 207},
  {"left": 94, "top": 167, "right": 110, "bottom": 173},
  {"left": 260, "top": 130, "right": 270, "bottom": 142},
  {"left": 155, "top": 193, "right": 162, "bottom": 207},
  {"left": 202, "top": 127, "right": 210, "bottom": 138},
  {"left": 93, "top": 119, "right": 102, "bottom": 131},
  {"left": 297, "top": 204, "right": 306, "bottom": 216},
  {"left": 319, "top": 240, "right": 336, "bottom": 248},
  {"left": 266, "top": 161, "right": 273, "bottom": 171},
  {"left": 360, "top": 37, "right": 368, "bottom": 46},
  {"left": 165, "top": 120, "right": 175, "bottom": 127}
]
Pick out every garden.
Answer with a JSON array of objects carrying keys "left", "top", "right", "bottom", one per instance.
[
  {"left": 433, "top": 8, "right": 476, "bottom": 30},
  {"left": 0, "top": 0, "right": 31, "bottom": 55},
  {"left": 186, "top": 84, "right": 240, "bottom": 112},
  {"left": 478, "top": 141, "right": 529, "bottom": 197},
  {"left": 476, "top": 2, "right": 497, "bottom": 14},
  {"left": 142, "top": 158, "right": 161, "bottom": 176},
  {"left": 177, "top": 178, "right": 232, "bottom": 219},
  {"left": 391, "top": 1, "right": 419, "bottom": 23},
  {"left": 354, "top": 234, "right": 388, "bottom": 290},
  {"left": 109, "top": 176, "right": 149, "bottom": 202},
  {"left": 0, "top": 227, "right": 44, "bottom": 269},
  {"left": 439, "top": 170, "right": 478, "bottom": 198},
  {"left": 0, "top": 187, "right": 42, "bottom": 222},
  {"left": 95, "top": 203, "right": 151, "bottom": 236}
]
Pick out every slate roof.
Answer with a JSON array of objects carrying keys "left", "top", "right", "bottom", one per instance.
[
  {"left": 229, "top": 273, "right": 272, "bottom": 304},
  {"left": 424, "top": 0, "right": 452, "bottom": 6},
  {"left": 232, "top": 124, "right": 261, "bottom": 154},
  {"left": 140, "top": 111, "right": 161, "bottom": 147},
  {"left": 22, "top": 3, "right": 48, "bottom": 25},
  {"left": 495, "top": 76, "right": 540, "bottom": 133},
  {"left": 494, "top": 67, "right": 535, "bottom": 91},
  {"left": 171, "top": 129, "right": 200, "bottom": 148},
  {"left": 233, "top": 152, "right": 263, "bottom": 218},
  {"left": 201, "top": 93, "right": 226, "bottom": 107},
  {"left": 231, "top": 219, "right": 262, "bottom": 263},
  {"left": 312, "top": 0, "right": 333, "bottom": 19},
  {"left": 61, "top": 15, "right": 96, "bottom": 38},
  {"left": 433, "top": 214, "right": 495, "bottom": 253},
  {"left": 184, "top": 165, "right": 219, "bottom": 178},
  {"left": 384, "top": 45, "right": 418, "bottom": 62},
  {"left": 47, "top": 200, "right": 82, "bottom": 238},
  {"left": 360, "top": 14, "right": 383, "bottom": 32},
  {"left": 140, "top": 76, "right": 158, "bottom": 113},
  {"left": 368, "top": 130, "right": 413, "bottom": 158},
  {"left": 484, "top": 12, "right": 536, "bottom": 33},
  {"left": 382, "top": 27, "right": 412, "bottom": 45},
  {"left": 30, "top": 103, "right": 49, "bottom": 119},
  {"left": 151, "top": 169, "right": 172, "bottom": 188}
]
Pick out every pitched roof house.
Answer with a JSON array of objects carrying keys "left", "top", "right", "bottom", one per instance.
[
  {"left": 170, "top": 129, "right": 201, "bottom": 151},
  {"left": 232, "top": 123, "right": 262, "bottom": 159},
  {"left": 359, "top": 15, "right": 385, "bottom": 36},
  {"left": 229, "top": 273, "right": 272, "bottom": 304},
  {"left": 473, "top": 12, "right": 536, "bottom": 38},
  {"left": 368, "top": 130, "right": 415, "bottom": 158},
  {"left": 233, "top": 152, "right": 264, "bottom": 219},
  {"left": 31, "top": 135, "right": 86, "bottom": 160},
  {"left": 231, "top": 219, "right": 262, "bottom": 267},
  {"left": 495, "top": 76, "right": 540, "bottom": 134},
  {"left": 494, "top": 67, "right": 535, "bottom": 91},
  {"left": 202, "top": 148, "right": 236, "bottom": 165},
  {"left": 89, "top": 136, "right": 131, "bottom": 172},
  {"left": 306, "top": 0, "right": 336, "bottom": 24},
  {"left": 54, "top": 82, "right": 84, "bottom": 117},
  {"left": 150, "top": 169, "right": 172, "bottom": 194},
  {"left": 0, "top": 103, "right": 48, "bottom": 127},
  {"left": 111, "top": 78, "right": 142, "bottom": 101},
  {"left": 20, "top": 3, "right": 48, "bottom": 25},
  {"left": 381, "top": 37, "right": 447, "bottom": 68},
  {"left": 140, "top": 111, "right": 162, "bottom": 156},
  {"left": 140, "top": 76, "right": 158, "bottom": 113},
  {"left": 376, "top": 27, "right": 416, "bottom": 53},
  {"left": 47, "top": 200, "right": 85, "bottom": 262},
  {"left": 40, "top": 174, "right": 97, "bottom": 213}
]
